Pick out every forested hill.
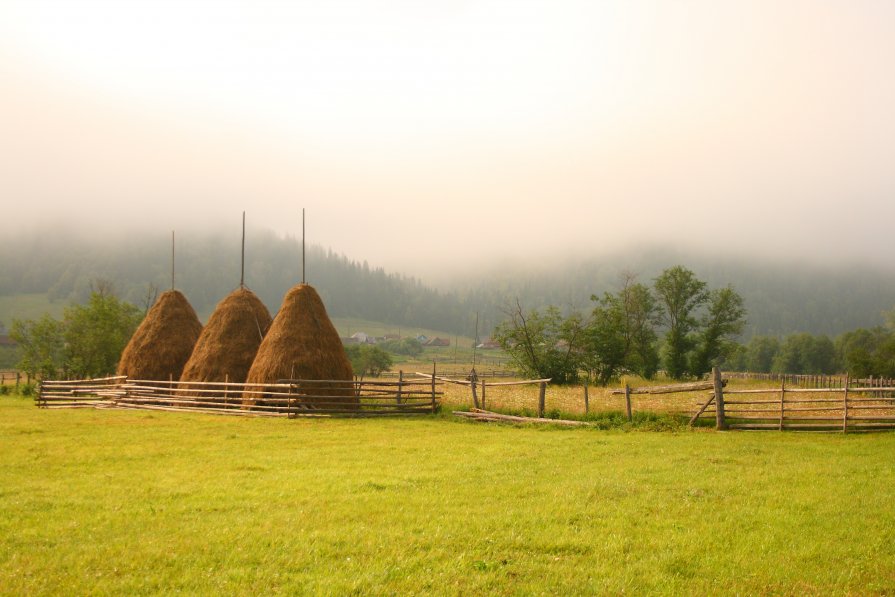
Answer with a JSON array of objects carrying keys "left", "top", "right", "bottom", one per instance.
[
  {"left": 0, "top": 230, "right": 480, "bottom": 334},
  {"left": 2, "top": 232, "right": 894, "bottom": 339}
]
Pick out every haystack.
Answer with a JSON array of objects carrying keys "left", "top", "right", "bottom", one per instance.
[
  {"left": 117, "top": 290, "right": 203, "bottom": 381},
  {"left": 243, "top": 284, "right": 355, "bottom": 409},
  {"left": 179, "top": 287, "right": 273, "bottom": 393}
]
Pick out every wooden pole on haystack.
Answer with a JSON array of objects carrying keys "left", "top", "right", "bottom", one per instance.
[
  {"left": 240, "top": 211, "right": 246, "bottom": 288},
  {"left": 302, "top": 208, "right": 306, "bottom": 284},
  {"left": 171, "top": 230, "right": 176, "bottom": 290}
]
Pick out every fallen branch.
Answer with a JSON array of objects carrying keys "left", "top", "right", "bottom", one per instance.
[{"left": 454, "top": 409, "right": 594, "bottom": 427}]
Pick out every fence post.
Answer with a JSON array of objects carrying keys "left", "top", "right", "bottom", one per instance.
[
  {"left": 842, "top": 373, "right": 850, "bottom": 433},
  {"left": 537, "top": 382, "right": 546, "bottom": 418},
  {"left": 584, "top": 380, "right": 589, "bottom": 415},
  {"left": 778, "top": 378, "right": 785, "bottom": 431},
  {"left": 624, "top": 383, "right": 632, "bottom": 422},
  {"left": 470, "top": 370, "right": 480, "bottom": 409},
  {"left": 397, "top": 370, "right": 403, "bottom": 405},
  {"left": 430, "top": 361, "right": 437, "bottom": 413},
  {"left": 480, "top": 380, "right": 486, "bottom": 410},
  {"left": 713, "top": 367, "right": 727, "bottom": 430}
]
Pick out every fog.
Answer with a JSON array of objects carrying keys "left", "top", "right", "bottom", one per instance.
[{"left": 2, "top": 0, "right": 894, "bottom": 279}]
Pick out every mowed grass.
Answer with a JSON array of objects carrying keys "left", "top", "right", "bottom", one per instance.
[{"left": 2, "top": 398, "right": 895, "bottom": 595}]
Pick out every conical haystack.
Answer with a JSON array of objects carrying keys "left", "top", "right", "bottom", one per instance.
[
  {"left": 179, "top": 287, "right": 273, "bottom": 394},
  {"left": 117, "top": 290, "right": 203, "bottom": 381},
  {"left": 244, "top": 284, "right": 355, "bottom": 409}
]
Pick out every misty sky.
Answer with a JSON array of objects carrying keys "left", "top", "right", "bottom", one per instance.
[{"left": 2, "top": 0, "right": 894, "bottom": 276}]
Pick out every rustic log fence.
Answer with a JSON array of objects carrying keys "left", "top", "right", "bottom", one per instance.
[
  {"left": 0, "top": 370, "right": 25, "bottom": 388},
  {"left": 414, "top": 370, "right": 551, "bottom": 416},
  {"left": 37, "top": 374, "right": 442, "bottom": 417},
  {"left": 723, "top": 371, "right": 894, "bottom": 390},
  {"left": 693, "top": 368, "right": 895, "bottom": 432},
  {"left": 608, "top": 379, "right": 724, "bottom": 423}
]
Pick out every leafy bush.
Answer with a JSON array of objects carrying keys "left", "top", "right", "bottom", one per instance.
[
  {"left": 344, "top": 345, "right": 393, "bottom": 379},
  {"left": 378, "top": 338, "right": 423, "bottom": 357}
]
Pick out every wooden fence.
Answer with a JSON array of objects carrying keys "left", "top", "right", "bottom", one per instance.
[
  {"left": 723, "top": 371, "right": 894, "bottom": 389},
  {"left": 0, "top": 370, "right": 25, "bottom": 386},
  {"left": 693, "top": 370, "right": 895, "bottom": 432},
  {"left": 414, "top": 371, "right": 551, "bottom": 416},
  {"left": 37, "top": 375, "right": 442, "bottom": 417}
]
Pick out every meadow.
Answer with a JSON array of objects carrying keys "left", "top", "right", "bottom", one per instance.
[{"left": 2, "top": 395, "right": 895, "bottom": 595}]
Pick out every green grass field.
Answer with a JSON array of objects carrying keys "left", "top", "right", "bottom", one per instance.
[{"left": 2, "top": 396, "right": 894, "bottom": 595}]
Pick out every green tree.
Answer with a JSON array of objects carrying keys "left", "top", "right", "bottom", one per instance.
[
  {"left": 344, "top": 345, "right": 393, "bottom": 379},
  {"left": 690, "top": 286, "right": 746, "bottom": 377},
  {"left": 836, "top": 327, "right": 895, "bottom": 378},
  {"left": 619, "top": 278, "right": 661, "bottom": 379},
  {"left": 493, "top": 301, "right": 584, "bottom": 384},
  {"left": 772, "top": 333, "right": 837, "bottom": 374},
  {"left": 582, "top": 293, "right": 627, "bottom": 385},
  {"left": 583, "top": 275, "right": 659, "bottom": 385},
  {"left": 743, "top": 336, "right": 780, "bottom": 373},
  {"left": 10, "top": 314, "right": 65, "bottom": 379},
  {"left": 379, "top": 337, "right": 423, "bottom": 357},
  {"left": 63, "top": 288, "right": 144, "bottom": 378},
  {"left": 653, "top": 266, "right": 709, "bottom": 379}
]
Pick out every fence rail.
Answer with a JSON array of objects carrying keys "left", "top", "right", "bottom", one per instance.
[
  {"left": 723, "top": 371, "right": 894, "bottom": 389},
  {"left": 693, "top": 370, "right": 895, "bottom": 432},
  {"left": 38, "top": 375, "right": 442, "bottom": 417}
]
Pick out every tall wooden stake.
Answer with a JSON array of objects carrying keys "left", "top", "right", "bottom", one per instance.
[
  {"left": 842, "top": 372, "right": 850, "bottom": 433},
  {"left": 472, "top": 312, "right": 479, "bottom": 370},
  {"left": 713, "top": 367, "right": 727, "bottom": 430},
  {"left": 171, "top": 230, "right": 175, "bottom": 290},
  {"left": 240, "top": 211, "right": 246, "bottom": 288},
  {"left": 431, "top": 361, "right": 437, "bottom": 413},
  {"left": 302, "top": 208, "right": 306, "bottom": 284}
]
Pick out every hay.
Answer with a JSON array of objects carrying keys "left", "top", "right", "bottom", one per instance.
[
  {"left": 117, "top": 290, "right": 203, "bottom": 381},
  {"left": 179, "top": 287, "right": 273, "bottom": 391},
  {"left": 244, "top": 284, "right": 355, "bottom": 409}
]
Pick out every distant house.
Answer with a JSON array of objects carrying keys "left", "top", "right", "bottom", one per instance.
[
  {"left": 477, "top": 338, "right": 501, "bottom": 350},
  {"left": 383, "top": 333, "right": 401, "bottom": 341},
  {"left": 424, "top": 337, "right": 451, "bottom": 347},
  {"left": 416, "top": 335, "right": 429, "bottom": 343},
  {"left": 350, "top": 332, "right": 371, "bottom": 344},
  {"left": 0, "top": 335, "right": 16, "bottom": 347}
]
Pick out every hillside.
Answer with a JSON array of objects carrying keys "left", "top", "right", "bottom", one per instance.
[{"left": 2, "top": 232, "right": 894, "bottom": 339}]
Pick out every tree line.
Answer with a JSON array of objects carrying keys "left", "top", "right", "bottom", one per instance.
[
  {"left": 493, "top": 266, "right": 747, "bottom": 384},
  {"left": 3, "top": 231, "right": 895, "bottom": 341},
  {"left": 10, "top": 283, "right": 143, "bottom": 379},
  {"left": 725, "top": 314, "right": 895, "bottom": 378}
]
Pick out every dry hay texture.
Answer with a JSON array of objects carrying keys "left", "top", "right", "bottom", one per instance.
[
  {"left": 244, "top": 284, "right": 356, "bottom": 409},
  {"left": 117, "top": 290, "right": 203, "bottom": 381},
  {"left": 179, "top": 287, "right": 273, "bottom": 394}
]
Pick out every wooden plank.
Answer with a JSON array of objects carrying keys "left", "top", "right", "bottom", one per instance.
[
  {"left": 455, "top": 409, "right": 593, "bottom": 427},
  {"left": 843, "top": 373, "right": 850, "bottom": 433},
  {"left": 689, "top": 394, "right": 715, "bottom": 426},
  {"left": 611, "top": 380, "right": 726, "bottom": 395}
]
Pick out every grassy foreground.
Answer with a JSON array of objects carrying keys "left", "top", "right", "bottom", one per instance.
[{"left": 2, "top": 398, "right": 894, "bottom": 595}]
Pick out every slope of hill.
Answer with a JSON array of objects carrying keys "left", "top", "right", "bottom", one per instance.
[{"left": 2, "top": 232, "right": 893, "bottom": 339}]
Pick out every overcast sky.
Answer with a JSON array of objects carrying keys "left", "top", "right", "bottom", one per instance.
[{"left": 2, "top": 0, "right": 894, "bottom": 275}]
